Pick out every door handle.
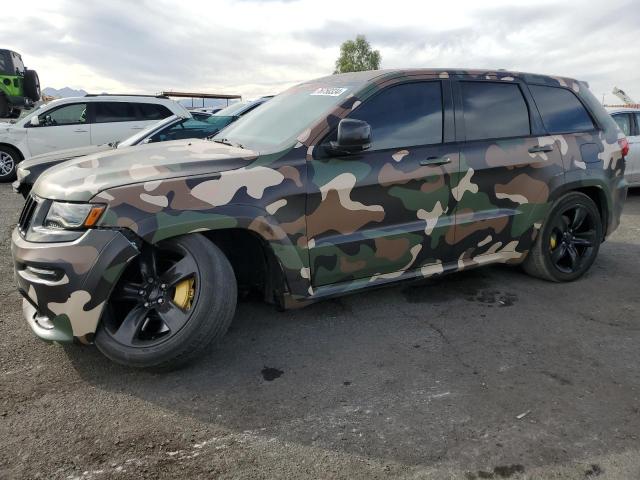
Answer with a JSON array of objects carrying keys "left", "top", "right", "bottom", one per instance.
[
  {"left": 528, "top": 145, "right": 554, "bottom": 153},
  {"left": 131, "top": 127, "right": 145, "bottom": 130},
  {"left": 420, "top": 156, "right": 451, "bottom": 166},
  {"left": 73, "top": 129, "right": 88, "bottom": 133}
]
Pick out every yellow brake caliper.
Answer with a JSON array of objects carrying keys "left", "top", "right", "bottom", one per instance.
[
  {"left": 173, "top": 278, "right": 195, "bottom": 310},
  {"left": 550, "top": 233, "right": 558, "bottom": 250}
]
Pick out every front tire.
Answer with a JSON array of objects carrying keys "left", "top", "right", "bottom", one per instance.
[
  {"left": 523, "top": 192, "right": 603, "bottom": 282},
  {"left": 95, "top": 234, "right": 237, "bottom": 369},
  {"left": 0, "top": 145, "right": 21, "bottom": 182}
]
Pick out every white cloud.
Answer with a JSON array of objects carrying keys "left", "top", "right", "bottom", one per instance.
[{"left": 1, "top": 0, "right": 638, "bottom": 103}]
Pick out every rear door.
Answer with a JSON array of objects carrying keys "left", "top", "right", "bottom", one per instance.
[
  {"left": 451, "top": 79, "right": 565, "bottom": 261},
  {"left": 307, "top": 79, "right": 459, "bottom": 286},
  {"left": 611, "top": 113, "right": 635, "bottom": 184},
  {"left": 89, "top": 101, "right": 172, "bottom": 145},
  {"left": 26, "top": 102, "right": 90, "bottom": 156},
  {"left": 90, "top": 101, "right": 141, "bottom": 145}
]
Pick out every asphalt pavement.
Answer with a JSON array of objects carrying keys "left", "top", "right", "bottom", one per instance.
[{"left": 1, "top": 184, "right": 640, "bottom": 479}]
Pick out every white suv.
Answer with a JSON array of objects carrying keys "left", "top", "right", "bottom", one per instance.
[
  {"left": 0, "top": 95, "right": 189, "bottom": 181},
  {"left": 609, "top": 107, "right": 640, "bottom": 187}
]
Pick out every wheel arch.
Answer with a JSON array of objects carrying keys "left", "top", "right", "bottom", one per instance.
[
  {"left": 548, "top": 179, "right": 610, "bottom": 239},
  {"left": 0, "top": 142, "right": 25, "bottom": 161},
  {"left": 129, "top": 204, "right": 310, "bottom": 303}
]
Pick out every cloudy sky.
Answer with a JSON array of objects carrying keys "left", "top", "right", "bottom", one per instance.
[{"left": 2, "top": 0, "right": 638, "bottom": 103}]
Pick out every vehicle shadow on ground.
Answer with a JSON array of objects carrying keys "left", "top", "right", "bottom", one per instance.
[{"left": 64, "top": 240, "right": 640, "bottom": 471}]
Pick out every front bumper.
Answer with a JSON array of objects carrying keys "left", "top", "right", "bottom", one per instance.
[
  {"left": 12, "top": 180, "right": 30, "bottom": 198},
  {"left": 606, "top": 176, "right": 628, "bottom": 238},
  {"left": 12, "top": 228, "right": 139, "bottom": 343}
]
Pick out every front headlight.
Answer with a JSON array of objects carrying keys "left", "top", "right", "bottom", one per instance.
[{"left": 43, "top": 202, "right": 106, "bottom": 230}]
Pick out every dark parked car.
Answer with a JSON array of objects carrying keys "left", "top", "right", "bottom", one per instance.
[
  {"left": 13, "top": 97, "right": 272, "bottom": 197},
  {"left": 12, "top": 69, "right": 627, "bottom": 369}
]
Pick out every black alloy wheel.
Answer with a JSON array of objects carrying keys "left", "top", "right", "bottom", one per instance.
[
  {"left": 104, "top": 242, "right": 199, "bottom": 347},
  {"left": 547, "top": 204, "right": 598, "bottom": 274},
  {"left": 95, "top": 234, "right": 237, "bottom": 369},
  {"left": 523, "top": 192, "right": 603, "bottom": 282}
]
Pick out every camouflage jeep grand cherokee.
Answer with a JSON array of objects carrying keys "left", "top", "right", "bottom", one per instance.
[{"left": 12, "top": 69, "right": 628, "bottom": 368}]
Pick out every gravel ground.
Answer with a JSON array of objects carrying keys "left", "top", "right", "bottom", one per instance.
[{"left": 1, "top": 184, "right": 640, "bottom": 480}]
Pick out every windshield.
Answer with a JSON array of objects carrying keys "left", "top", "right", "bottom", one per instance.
[
  {"left": 214, "top": 101, "right": 249, "bottom": 117},
  {"left": 148, "top": 116, "right": 237, "bottom": 143},
  {"left": 17, "top": 102, "right": 52, "bottom": 124},
  {"left": 212, "top": 83, "right": 357, "bottom": 150},
  {"left": 118, "top": 116, "right": 179, "bottom": 147}
]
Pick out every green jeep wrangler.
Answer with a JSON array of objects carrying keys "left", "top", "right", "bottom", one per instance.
[{"left": 0, "top": 49, "right": 40, "bottom": 118}]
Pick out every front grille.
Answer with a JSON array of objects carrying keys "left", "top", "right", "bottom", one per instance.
[{"left": 18, "top": 195, "right": 38, "bottom": 235}]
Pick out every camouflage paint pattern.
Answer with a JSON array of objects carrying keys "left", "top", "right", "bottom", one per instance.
[{"left": 12, "top": 68, "right": 627, "bottom": 342}]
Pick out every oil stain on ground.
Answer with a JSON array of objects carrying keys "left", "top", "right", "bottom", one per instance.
[
  {"left": 261, "top": 367, "right": 284, "bottom": 381},
  {"left": 466, "top": 464, "right": 525, "bottom": 479},
  {"left": 585, "top": 464, "right": 603, "bottom": 476},
  {"left": 466, "top": 290, "right": 518, "bottom": 307},
  {"left": 401, "top": 269, "right": 488, "bottom": 304}
]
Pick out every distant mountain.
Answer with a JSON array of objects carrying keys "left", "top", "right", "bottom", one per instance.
[{"left": 43, "top": 87, "right": 89, "bottom": 98}]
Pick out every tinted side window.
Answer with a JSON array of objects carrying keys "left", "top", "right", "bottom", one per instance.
[
  {"left": 348, "top": 81, "right": 443, "bottom": 150},
  {"left": 39, "top": 103, "right": 87, "bottom": 126},
  {"left": 94, "top": 102, "right": 138, "bottom": 123},
  {"left": 634, "top": 114, "right": 640, "bottom": 136},
  {"left": 139, "top": 103, "right": 172, "bottom": 121},
  {"left": 0, "top": 51, "right": 9, "bottom": 74},
  {"left": 12, "top": 52, "right": 25, "bottom": 73},
  {"left": 461, "top": 82, "right": 530, "bottom": 141},
  {"left": 612, "top": 113, "right": 631, "bottom": 136},
  {"left": 529, "top": 85, "right": 595, "bottom": 134}
]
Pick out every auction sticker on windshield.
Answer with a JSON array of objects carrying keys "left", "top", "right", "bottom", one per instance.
[{"left": 310, "top": 87, "right": 348, "bottom": 96}]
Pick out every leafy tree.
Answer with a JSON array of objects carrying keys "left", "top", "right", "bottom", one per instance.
[{"left": 334, "top": 35, "right": 381, "bottom": 74}]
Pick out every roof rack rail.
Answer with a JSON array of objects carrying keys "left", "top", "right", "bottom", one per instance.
[{"left": 84, "top": 93, "right": 170, "bottom": 99}]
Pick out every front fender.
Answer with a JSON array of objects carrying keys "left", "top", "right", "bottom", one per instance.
[{"left": 97, "top": 201, "right": 311, "bottom": 299}]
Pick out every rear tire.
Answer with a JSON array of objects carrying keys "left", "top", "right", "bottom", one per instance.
[
  {"left": 523, "top": 192, "right": 602, "bottom": 282},
  {"left": 95, "top": 234, "right": 237, "bottom": 369},
  {"left": 0, "top": 145, "right": 21, "bottom": 182},
  {"left": 23, "top": 70, "right": 41, "bottom": 102}
]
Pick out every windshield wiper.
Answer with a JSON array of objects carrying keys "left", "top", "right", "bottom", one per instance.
[
  {"left": 212, "top": 138, "right": 244, "bottom": 149},
  {"left": 205, "top": 129, "right": 221, "bottom": 140}
]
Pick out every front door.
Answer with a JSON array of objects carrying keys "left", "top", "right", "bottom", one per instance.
[
  {"left": 451, "top": 79, "right": 565, "bottom": 260},
  {"left": 307, "top": 80, "right": 459, "bottom": 287},
  {"left": 27, "top": 102, "right": 90, "bottom": 156}
]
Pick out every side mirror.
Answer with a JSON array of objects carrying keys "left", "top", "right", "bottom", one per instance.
[
  {"left": 29, "top": 116, "right": 40, "bottom": 127},
  {"left": 329, "top": 119, "right": 371, "bottom": 154}
]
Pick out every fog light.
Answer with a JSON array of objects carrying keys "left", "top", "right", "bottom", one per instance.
[{"left": 26, "top": 266, "right": 59, "bottom": 278}]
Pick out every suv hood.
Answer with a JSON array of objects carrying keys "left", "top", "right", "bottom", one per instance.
[{"left": 33, "top": 139, "right": 258, "bottom": 202}]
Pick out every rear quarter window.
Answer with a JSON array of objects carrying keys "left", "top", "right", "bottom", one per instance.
[
  {"left": 612, "top": 113, "right": 631, "bottom": 136},
  {"left": 138, "top": 103, "right": 173, "bottom": 121},
  {"left": 460, "top": 82, "right": 530, "bottom": 141},
  {"left": 529, "top": 84, "right": 595, "bottom": 134}
]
